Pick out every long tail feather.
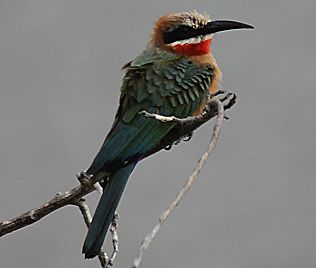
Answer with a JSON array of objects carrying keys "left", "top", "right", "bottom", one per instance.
[{"left": 82, "top": 163, "right": 136, "bottom": 258}]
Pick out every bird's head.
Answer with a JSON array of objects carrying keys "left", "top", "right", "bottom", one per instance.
[{"left": 151, "top": 10, "right": 253, "bottom": 56}]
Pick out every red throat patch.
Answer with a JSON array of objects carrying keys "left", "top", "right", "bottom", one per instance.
[{"left": 173, "top": 39, "right": 211, "bottom": 56}]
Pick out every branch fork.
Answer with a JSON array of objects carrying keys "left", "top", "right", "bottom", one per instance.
[{"left": 73, "top": 177, "right": 119, "bottom": 268}]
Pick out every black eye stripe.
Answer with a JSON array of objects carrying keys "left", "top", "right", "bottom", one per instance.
[{"left": 163, "top": 25, "right": 203, "bottom": 44}]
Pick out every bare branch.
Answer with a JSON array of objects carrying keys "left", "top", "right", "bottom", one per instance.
[
  {"left": 0, "top": 171, "right": 103, "bottom": 238},
  {"left": 132, "top": 99, "right": 225, "bottom": 268},
  {"left": 108, "top": 213, "right": 120, "bottom": 266},
  {"left": 0, "top": 184, "right": 95, "bottom": 237}
]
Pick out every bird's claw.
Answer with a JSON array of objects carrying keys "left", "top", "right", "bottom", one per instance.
[
  {"left": 204, "top": 91, "right": 237, "bottom": 120},
  {"left": 221, "top": 93, "right": 237, "bottom": 111},
  {"left": 209, "top": 89, "right": 227, "bottom": 99},
  {"left": 164, "top": 144, "right": 173, "bottom": 150},
  {"left": 182, "top": 133, "right": 193, "bottom": 142},
  {"left": 164, "top": 132, "right": 193, "bottom": 151},
  {"left": 76, "top": 171, "right": 92, "bottom": 188}
]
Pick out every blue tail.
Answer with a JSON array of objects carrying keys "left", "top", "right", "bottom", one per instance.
[{"left": 82, "top": 163, "right": 136, "bottom": 258}]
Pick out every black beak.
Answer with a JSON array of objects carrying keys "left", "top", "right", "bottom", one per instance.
[{"left": 201, "top": 20, "right": 254, "bottom": 35}]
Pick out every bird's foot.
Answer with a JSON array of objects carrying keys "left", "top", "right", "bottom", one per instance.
[
  {"left": 220, "top": 93, "right": 237, "bottom": 120},
  {"left": 164, "top": 144, "right": 173, "bottom": 150},
  {"left": 165, "top": 132, "right": 193, "bottom": 151},
  {"left": 204, "top": 91, "right": 237, "bottom": 120},
  {"left": 209, "top": 89, "right": 227, "bottom": 98},
  {"left": 219, "top": 92, "right": 237, "bottom": 109},
  {"left": 76, "top": 171, "right": 93, "bottom": 188},
  {"left": 182, "top": 132, "right": 193, "bottom": 142}
]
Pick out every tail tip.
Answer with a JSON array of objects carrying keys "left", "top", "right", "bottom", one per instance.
[{"left": 82, "top": 244, "right": 99, "bottom": 259}]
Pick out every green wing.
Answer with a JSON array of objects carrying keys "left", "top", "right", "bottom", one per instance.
[
  {"left": 122, "top": 46, "right": 214, "bottom": 120},
  {"left": 87, "top": 47, "right": 215, "bottom": 175}
]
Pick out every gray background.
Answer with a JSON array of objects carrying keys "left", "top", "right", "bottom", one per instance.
[{"left": 0, "top": 0, "right": 315, "bottom": 267}]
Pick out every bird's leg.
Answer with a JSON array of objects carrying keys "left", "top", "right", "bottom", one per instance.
[
  {"left": 76, "top": 171, "right": 103, "bottom": 194},
  {"left": 76, "top": 171, "right": 92, "bottom": 188}
]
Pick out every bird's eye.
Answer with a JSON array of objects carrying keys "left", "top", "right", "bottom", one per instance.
[
  {"left": 178, "top": 26, "right": 192, "bottom": 33},
  {"left": 163, "top": 25, "right": 197, "bottom": 44}
]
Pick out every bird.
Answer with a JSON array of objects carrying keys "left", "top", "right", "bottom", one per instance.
[{"left": 82, "top": 10, "right": 253, "bottom": 259}]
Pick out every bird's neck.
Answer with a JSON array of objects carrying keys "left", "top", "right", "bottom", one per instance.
[
  {"left": 190, "top": 52, "right": 222, "bottom": 94},
  {"left": 172, "top": 39, "right": 212, "bottom": 56},
  {"left": 191, "top": 52, "right": 223, "bottom": 116}
]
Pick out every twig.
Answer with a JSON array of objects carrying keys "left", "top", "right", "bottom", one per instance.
[
  {"left": 108, "top": 213, "right": 120, "bottom": 266},
  {"left": 73, "top": 198, "right": 93, "bottom": 227},
  {"left": 0, "top": 170, "right": 103, "bottom": 238},
  {"left": 139, "top": 110, "right": 201, "bottom": 124},
  {"left": 132, "top": 99, "right": 225, "bottom": 268},
  {"left": 72, "top": 198, "right": 109, "bottom": 268}
]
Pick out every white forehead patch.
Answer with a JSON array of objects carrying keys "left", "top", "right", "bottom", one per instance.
[{"left": 184, "top": 10, "right": 211, "bottom": 29}]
